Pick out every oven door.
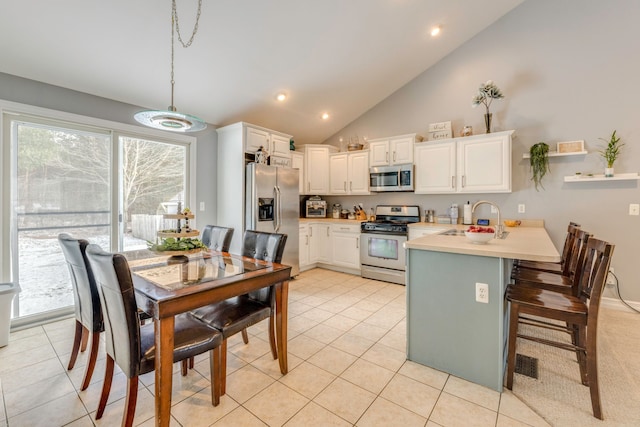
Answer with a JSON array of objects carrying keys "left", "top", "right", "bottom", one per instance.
[{"left": 360, "top": 232, "right": 407, "bottom": 270}]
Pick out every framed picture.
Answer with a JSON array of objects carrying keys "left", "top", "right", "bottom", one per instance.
[{"left": 557, "top": 140, "right": 585, "bottom": 153}]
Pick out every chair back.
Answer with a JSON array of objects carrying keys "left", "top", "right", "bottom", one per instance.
[
  {"left": 86, "top": 244, "right": 142, "bottom": 378},
  {"left": 58, "top": 233, "right": 102, "bottom": 333},
  {"left": 566, "top": 229, "right": 591, "bottom": 281},
  {"left": 241, "top": 230, "right": 287, "bottom": 302},
  {"left": 201, "top": 225, "right": 234, "bottom": 252},
  {"left": 577, "top": 238, "right": 615, "bottom": 306},
  {"left": 559, "top": 223, "right": 580, "bottom": 275}
]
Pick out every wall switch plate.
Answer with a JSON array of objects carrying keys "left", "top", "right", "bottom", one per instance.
[
  {"left": 476, "top": 282, "right": 489, "bottom": 303},
  {"left": 199, "top": 202, "right": 205, "bottom": 211},
  {"left": 518, "top": 204, "right": 526, "bottom": 213},
  {"left": 629, "top": 204, "right": 639, "bottom": 216}
]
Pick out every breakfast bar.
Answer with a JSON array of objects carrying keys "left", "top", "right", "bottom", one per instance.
[{"left": 404, "top": 224, "right": 560, "bottom": 391}]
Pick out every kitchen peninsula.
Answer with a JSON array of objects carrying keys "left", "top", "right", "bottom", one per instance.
[{"left": 404, "top": 223, "right": 560, "bottom": 392}]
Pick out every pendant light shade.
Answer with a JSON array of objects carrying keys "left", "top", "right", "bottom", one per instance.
[{"left": 134, "top": 0, "right": 206, "bottom": 133}]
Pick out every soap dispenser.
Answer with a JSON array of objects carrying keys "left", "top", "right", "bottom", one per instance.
[{"left": 463, "top": 201, "right": 473, "bottom": 225}]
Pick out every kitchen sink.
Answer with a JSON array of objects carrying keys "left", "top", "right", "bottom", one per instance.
[{"left": 440, "top": 229, "right": 509, "bottom": 239}]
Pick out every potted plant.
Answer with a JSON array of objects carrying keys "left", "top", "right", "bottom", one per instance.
[
  {"left": 529, "top": 142, "right": 550, "bottom": 191},
  {"left": 471, "top": 80, "right": 505, "bottom": 133},
  {"left": 599, "top": 130, "right": 624, "bottom": 177}
]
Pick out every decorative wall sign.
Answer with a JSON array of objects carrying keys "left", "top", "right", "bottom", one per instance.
[
  {"left": 557, "top": 140, "right": 585, "bottom": 153},
  {"left": 428, "top": 121, "right": 452, "bottom": 140}
]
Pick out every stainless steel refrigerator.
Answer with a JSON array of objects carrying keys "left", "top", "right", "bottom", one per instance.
[{"left": 245, "top": 163, "right": 299, "bottom": 276}]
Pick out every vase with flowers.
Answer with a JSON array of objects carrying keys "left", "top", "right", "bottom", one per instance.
[
  {"left": 599, "top": 130, "right": 624, "bottom": 177},
  {"left": 472, "top": 80, "right": 505, "bottom": 133}
]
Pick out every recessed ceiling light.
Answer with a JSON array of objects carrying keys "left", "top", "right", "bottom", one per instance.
[
  {"left": 276, "top": 93, "right": 286, "bottom": 102},
  {"left": 430, "top": 26, "right": 441, "bottom": 37},
  {"left": 321, "top": 112, "right": 330, "bottom": 120}
]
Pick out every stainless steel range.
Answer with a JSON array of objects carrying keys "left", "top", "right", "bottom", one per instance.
[{"left": 360, "top": 205, "right": 420, "bottom": 285}]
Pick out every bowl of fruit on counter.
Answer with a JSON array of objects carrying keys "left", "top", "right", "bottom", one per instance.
[{"left": 464, "top": 225, "right": 495, "bottom": 244}]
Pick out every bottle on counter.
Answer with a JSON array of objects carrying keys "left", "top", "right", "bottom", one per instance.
[
  {"left": 463, "top": 201, "right": 473, "bottom": 225},
  {"left": 450, "top": 204, "right": 459, "bottom": 224}
]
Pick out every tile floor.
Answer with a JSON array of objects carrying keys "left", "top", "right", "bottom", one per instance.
[{"left": 0, "top": 268, "right": 550, "bottom": 427}]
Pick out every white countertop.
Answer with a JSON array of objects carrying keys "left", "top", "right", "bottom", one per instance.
[
  {"left": 299, "top": 217, "right": 366, "bottom": 224},
  {"left": 405, "top": 224, "right": 561, "bottom": 263}
]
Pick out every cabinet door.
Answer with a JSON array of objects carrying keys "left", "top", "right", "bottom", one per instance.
[
  {"left": 331, "top": 230, "right": 360, "bottom": 269},
  {"left": 369, "top": 140, "right": 389, "bottom": 167},
  {"left": 329, "top": 154, "right": 348, "bottom": 194},
  {"left": 245, "top": 126, "right": 270, "bottom": 153},
  {"left": 305, "top": 147, "right": 330, "bottom": 195},
  {"left": 414, "top": 142, "right": 456, "bottom": 193},
  {"left": 310, "top": 224, "right": 331, "bottom": 263},
  {"left": 348, "top": 151, "right": 370, "bottom": 194},
  {"left": 299, "top": 225, "right": 310, "bottom": 267},
  {"left": 271, "top": 134, "right": 291, "bottom": 157},
  {"left": 291, "top": 152, "right": 304, "bottom": 194},
  {"left": 458, "top": 135, "right": 511, "bottom": 193},
  {"left": 390, "top": 136, "right": 414, "bottom": 165}
]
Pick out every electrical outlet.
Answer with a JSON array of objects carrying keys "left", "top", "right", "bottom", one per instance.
[
  {"left": 518, "top": 204, "right": 526, "bottom": 213},
  {"left": 199, "top": 201, "right": 205, "bottom": 211},
  {"left": 491, "top": 206, "right": 498, "bottom": 214},
  {"left": 476, "top": 282, "right": 489, "bottom": 303},
  {"left": 606, "top": 268, "right": 616, "bottom": 286},
  {"left": 629, "top": 204, "right": 639, "bottom": 216}
]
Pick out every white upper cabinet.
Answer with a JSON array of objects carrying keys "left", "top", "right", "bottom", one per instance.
[
  {"left": 291, "top": 152, "right": 304, "bottom": 194},
  {"left": 329, "top": 151, "right": 370, "bottom": 195},
  {"left": 368, "top": 134, "right": 417, "bottom": 167},
  {"left": 303, "top": 145, "right": 337, "bottom": 195},
  {"left": 244, "top": 125, "right": 291, "bottom": 158},
  {"left": 414, "top": 130, "right": 514, "bottom": 194}
]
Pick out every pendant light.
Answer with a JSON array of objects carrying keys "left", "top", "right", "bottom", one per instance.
[{"left": 134, "top": 0, "right": 206, "bottom": 132}]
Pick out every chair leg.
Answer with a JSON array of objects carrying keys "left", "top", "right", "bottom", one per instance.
[
  {"left": 210, "top": 346, "right": 221, "bottom": 406},
  {"left": 181, "top": 359, "right": 188, "bottom": 376},
  {"left": 189, "top": 357, "right": 194, "bottom": 369},
  {"left": 123, "top": 376, "right": 139, "bottom": 427},
  {"left": 268, "top": 314, "right": 278, "bottom": 360},
  {"left": 221, "top": 339, "right": 227, "bottom": 395},
  {"left": 96, "top": 355, "right": 115, "bottom": 419},
  {"left": 241, "top": 328, "right": 249, "bottom": 344},
  {"left": 80, "top": 325, "right": 90, "bottom": 352},
  {"left": 576, "top": 325, "right": 588, "bottom": 386},
  {"left": 80, "top": 332, "right": 101, "bottom": 390},
  {"left": 586, "top": 327, "right": 603, "bottom": 419},
  {"left": 506, "top": 302, "right": 520, "bottom": 390},
  {"left": 67, "top": 320, "right": 83, "bottom": 370}
]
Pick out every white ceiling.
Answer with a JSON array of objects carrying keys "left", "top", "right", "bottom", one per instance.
[{"left": 0, "top": 0, "right": 523, "bottom": 144}]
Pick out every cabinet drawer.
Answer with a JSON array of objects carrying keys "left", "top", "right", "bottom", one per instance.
[{"left": 331, "top": 223, "right": 361, "bottom": 233}]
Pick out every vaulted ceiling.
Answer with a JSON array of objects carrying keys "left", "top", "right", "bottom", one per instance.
[{"left": 0, "top": 0, "right": 523, "bottom": 143}]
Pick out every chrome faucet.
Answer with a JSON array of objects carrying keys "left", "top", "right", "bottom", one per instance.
[{"left": 471, "top": 200, "right": 504, "bottom": 238}]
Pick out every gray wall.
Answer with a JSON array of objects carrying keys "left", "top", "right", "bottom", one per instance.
[
  {"left": 0, "top": 72, "right": 218, "bottom": 228},
  {"left": 322, "top": 0, "right": 640, "bottom": 302}
]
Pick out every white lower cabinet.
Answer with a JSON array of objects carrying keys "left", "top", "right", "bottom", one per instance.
[
  {"left": 309, "top": 223, "right": 331, "bottom": 264},
  {"left": 331, "top": 224, "right": 361, "bottom": 270},
  {"left": 299, "top": 223, "right": 310, "bottom": 269}
]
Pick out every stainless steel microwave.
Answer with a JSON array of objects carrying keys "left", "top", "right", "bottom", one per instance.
[{"left": 369, "top": 164, "right": 414, "bottom": 192}]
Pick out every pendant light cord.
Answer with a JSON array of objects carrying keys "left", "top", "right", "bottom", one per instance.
[{"left": 169, "top": 0, "right": 203, "bottom": 111}]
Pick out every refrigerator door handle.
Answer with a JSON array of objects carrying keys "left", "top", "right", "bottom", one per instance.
[{"left": 274, "top": 185, "right": 282, "bottom": 232}]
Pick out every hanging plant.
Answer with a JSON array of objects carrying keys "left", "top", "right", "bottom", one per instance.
[{"left": 529, "top": 142, "right": 550, "bottom": 191}]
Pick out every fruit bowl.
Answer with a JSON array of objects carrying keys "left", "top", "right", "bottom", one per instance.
[{"left": 464, "top": 226, "right": 495, "bottom": 244}]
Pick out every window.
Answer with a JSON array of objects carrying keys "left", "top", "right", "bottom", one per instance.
[{"left": 1, "top": 104, "right": 195, "bottom": 323}]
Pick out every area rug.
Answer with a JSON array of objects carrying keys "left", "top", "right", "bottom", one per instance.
[{"left": 509, "top": 308, "right": 640, "bottom": 426}]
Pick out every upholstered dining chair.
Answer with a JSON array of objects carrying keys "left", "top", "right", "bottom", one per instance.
[
  {"left": 506, "top": 237, "right": 614, "bottom": 420},
  {"left": 191, "top": 230, "right": 287, "bottom": 393},
  {"left": 201, "top": 225, "right": 234, "bottom": 252},
  {"left": 85, "top": 244, "right": 224, "bottom": 427}
]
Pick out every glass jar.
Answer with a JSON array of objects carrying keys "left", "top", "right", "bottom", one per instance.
[{"left": 332, "top": 204, "right": 341, "bottom": 219}]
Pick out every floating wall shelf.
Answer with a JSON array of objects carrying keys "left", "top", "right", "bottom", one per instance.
[
  {"left": 564, "top": 172, "right": 639, "bottom": 182},
  {"left": 522, "top": 150, "right": 588, "bottom": 159}
]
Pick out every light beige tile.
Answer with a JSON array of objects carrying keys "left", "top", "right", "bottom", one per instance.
[
  {"left": 307, "top": 346, "right": 357, "bottom": 376},
  {"left": 284, "top": 401, "right": 351, "bottom": 427},
  {"left": 244, "top": 381, "right": 309, "bottom": 426},
  {"left": 380, "top": 373, "right": 441, "bottom": 418},
  {"left": 288, "top": 314, "right": 319, "bottom": 334},
  {"left": 230, "top": 336, "right": 272, "bottom": 363},
  {"left": 496, "top": 413, "right": 536, "bottom": 427},
  {"left": 78, "top": 371, "right": 133, "bottom": 412},
  {"left": 341, "top": 358, "right": 395, "bottom": 394},
  {"left": 316, "top": 298, "right": 358, "bottom": 314},
  {"left": 360, "top": 342, "right": 407, "bottom": 372},
  {"left": 288, "top": 301, "right": 314, "bottom": 315},
  {"left": 321, "top": 314, "right": 361, "bottom": 332},
  {"left": 430, "top": 392, "right": 498, "bottom": 427},
  {"left": 330, "top": 332, "right": 375, "bottom": 357},
  {"left": 297, "top": 295, "right": 329, "bottom": 308},
  {"left": 90, "top": 386, "right": 156, "bottom": 427},
  {"left": 251, "top": 350, "right": 304, "bottom": 380},
  {"left": 298, "top": 306, "right": 335, "bottom": 323},
  {"left": 7, "top": 391, "right": 87, "bottom": 427},
  {"left": 0, "top": 344, "right": 58, "bottom": 375},
  {"left": 172, "top": 389, "right": 239, "bottom": 427},
  {"left": 399, "top": 360, "right": 449, "bottom": 390},
  {"left": 378, "top": 330, "right": 406, "bottom": 352},
  {"left": 444, "top": 375, "right": 501, "bottom": 411},
  {"left": 211, "top": 405, "right": 268, "bottom": 427},
  {"left": 225, "top": 364, "right": 275, "bottom": 404},
  {"left": 340, "top": 306, "right": 373, "bottom": 322},
  {"left": 352, "top": 299, "right": 385, "bottom": 313},
  {"left": 287, "top": 333, "right": 325, "bottom": 360},
  {"left": 279, "top": 361, "right": 336, "bottom": 399},
  {"left": 356, "top": 396, "right": 427, "bottom": 427},
  {"left": 0, "top": 356, "right": 65, "bottom": 392},
  {"left": 136, "top": 414, "right": 182, "bottom": 426},
  {"left": 498, "top": 390, "right": 551, "bottom": 427},
  {"left": 348, "top": 322, "right": 388, "bottom": 342},
  {"left": 0, "top": 331, "right": 51, "bottom": 359},
  {"left": 64, "top": 414, "right": 100, "bottom": 427},
  {"left": 302, "top": 323, "right": 344, "bottom": 344},
  {"left": 146, "top": 368, "right": 211, "bottom": 405},
  {"left": 314, "top": 378, "right": 376, "bottom": 424},
  {"left": 6, "top": 325, "right": 45, "bottom": 342},
  {"left": 5, "top": 372, "right": 76, "bottom": 417}
]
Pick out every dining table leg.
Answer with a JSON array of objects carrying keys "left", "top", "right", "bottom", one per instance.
[
  {"left": 275, "top": 280, "right": 289, "bottom": 374},
  {"left": 155, "top": 315, "right": 175, "bottom": 427}
]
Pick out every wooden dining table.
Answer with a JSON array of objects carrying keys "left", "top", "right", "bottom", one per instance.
[{"left": 125, "top": 249, "right": 292, "bottom": 427}]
